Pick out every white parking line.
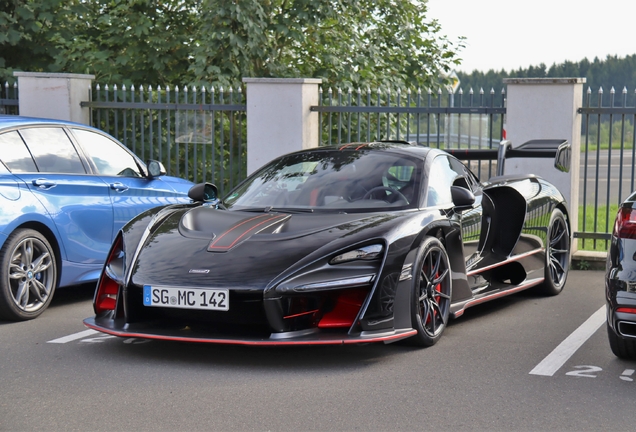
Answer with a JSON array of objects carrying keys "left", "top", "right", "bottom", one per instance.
[
  {"left": 529, "top": 305, "right": 606, "bottom": 376},
  {"left": 47, "top": 329, "right": 99, "bottom": 344}
]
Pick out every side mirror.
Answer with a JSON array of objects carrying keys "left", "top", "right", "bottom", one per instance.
[
  {"left": 554, "top": 141, "right": 571, "bottom": 173},
  {"left": 147, "top": 160, "right": 166, "bottom": 178},
  {"left": 451, "top": 186, "right": 475, "bottom": 212},
  {"left": 188, "top": 182, "right": 219, "bottom": 203}
]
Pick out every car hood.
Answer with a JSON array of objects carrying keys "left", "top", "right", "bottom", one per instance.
[{"left": 129, "top": 206, "right": 403, "bottom": 291}]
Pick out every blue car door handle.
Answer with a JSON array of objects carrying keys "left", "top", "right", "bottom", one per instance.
[
  {"left": 32, "top": 179, "right": 57, "bottom": 189},
  {"left": 110, "top": 182, "right": 129, "bottom": 193}
]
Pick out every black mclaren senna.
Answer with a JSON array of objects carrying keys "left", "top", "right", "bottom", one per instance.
[{"left": 84, "top": 139, "right": 572, "bottom": 347}]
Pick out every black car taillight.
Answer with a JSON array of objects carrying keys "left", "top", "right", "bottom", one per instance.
[
  {"left": 614, "top": 207, "right": 636, "bottom": 239},
  {"left": 94, "top": 233, "right": 124, "bottom": 315}
]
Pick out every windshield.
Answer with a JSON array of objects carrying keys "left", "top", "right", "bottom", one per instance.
[{"left": 224, "top": 149, "right": 421, "bottom": 212}]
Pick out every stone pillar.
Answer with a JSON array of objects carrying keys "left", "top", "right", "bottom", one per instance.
[
  {"left": 13, "top": 71, "right": 94, "bottom": 125},
  {"left": 243, "top": 78, "right": 322, "bottom": 175},
  {"left": 503, "top": 77, "right": 585, "bottom": 251}
]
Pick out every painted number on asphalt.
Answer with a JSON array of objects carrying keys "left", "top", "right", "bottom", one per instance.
[
  {"left": 564, "top": 366, "right": 636, "bottom": 381},
  {"left": 565, "top": 365, "right": 602, "bottom": 378}
]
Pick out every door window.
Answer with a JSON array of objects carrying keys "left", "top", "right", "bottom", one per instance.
[
  {"left": 19, "top": 128, "right": 86, "bottom": 174},
  {"left": 73, "top": 129, "right": 142, "bottom": 177},
  {"left": 0, "top": 131, "right": 37, "bottom": 172}
]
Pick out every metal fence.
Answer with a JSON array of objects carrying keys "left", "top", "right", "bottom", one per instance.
[
  {"left": 0, "top": 81, "right": 19, "bottom": 115},
  {"left": 313, "top": 84, "right": 636, "bottom": 252},
  {"left": 312, "top": 86, "right": 506, "bottom": 182},
  {"left": 578, "top": 86, "right": 636, "bottom": 250},
  {"left": 81, "top": 84, "right": 247, "bottom": 196},
  {"left": 4, "top": 78, "right": 635, "bottom": 252}
]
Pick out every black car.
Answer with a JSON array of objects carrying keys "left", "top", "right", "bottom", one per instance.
[
  {"left": 84, "top": 140, "right": 571, "bottom": 347},
  {"left": 606, "top": 191, "right": 636, "bottom": 359}
]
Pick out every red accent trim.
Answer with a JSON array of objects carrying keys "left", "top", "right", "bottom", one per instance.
[
  {"left": 452, "top": 278, "right": 545, "bottom": 318},
  {"left": 82, "top": 322, "right": 417, "bottom": 346},
  {"left": 318, "top": 289, "right": 366, "bottom": 328},
  {"left": 466, "top": 248, "right": 543, "bottom": 277},
  {"left": 617, "top": 307, "right": 636, "bottom": 315},
  {"left": 338, "top": 143, "right": 371, "bottom": 151},
  {"left": 208, "top": 214, "right": 287, "bottom": 250},
  {"left": 284, "top": 309, "right": 320, "bottom": 319}
]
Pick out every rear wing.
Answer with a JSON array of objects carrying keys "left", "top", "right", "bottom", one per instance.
[{"left": 445, "top": 139, "right": 571, "bottom": 176}]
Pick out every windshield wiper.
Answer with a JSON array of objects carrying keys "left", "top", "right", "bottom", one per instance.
[
  {"left": 238, "top": 206, "right": 314, "bottom": 214},
  {"left": 267, "top": 207, "right": 314, "bottom": 213}
]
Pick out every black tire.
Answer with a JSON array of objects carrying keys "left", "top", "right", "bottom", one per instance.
[
  {"left": 607, "top": 322, "right": 636, "bottom": 360},
  {"left": 537, "top": 208, "right": 570, "bottom": 296},
  {"left": 408, "top": 237, "right": 452, "bottom": 347},
  {"left": 0, "top": 229, "right": 57, "bottom": 321}
]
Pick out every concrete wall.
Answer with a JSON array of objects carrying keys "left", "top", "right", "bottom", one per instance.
[
  {"left": 14, "top": 72, "right": 94, "bottom": 125},
  {"left": 243, "top": 78, "right": 322, "bottom": 175},
  {"left": 503, "top": 77, "right": 585, "bottom": 252}
]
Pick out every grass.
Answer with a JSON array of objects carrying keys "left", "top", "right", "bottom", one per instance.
[
  {"left": 583, "top": 143, "right": 634, "bottom": 151},
  {"left": 576, "top": 204, "right": 619, "bottom": 252}
]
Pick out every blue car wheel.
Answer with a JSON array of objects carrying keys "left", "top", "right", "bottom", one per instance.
[{"left": 0, "top": 229, "right": 58, "bottom": 321}]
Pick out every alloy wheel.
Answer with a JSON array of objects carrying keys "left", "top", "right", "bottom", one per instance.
[
  {"left": 547, "top": 213, "right": 569, "bottom": 288},
  {"left": 8, "top": 235, "right": 55, "bottom": 313},
  {"left": 417, "top": 243, "right": 451, "bottom": 338}
]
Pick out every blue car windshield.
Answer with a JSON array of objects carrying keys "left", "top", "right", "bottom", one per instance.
[{"left": 224, "top": 150, "right": 422, "bottom": 211}]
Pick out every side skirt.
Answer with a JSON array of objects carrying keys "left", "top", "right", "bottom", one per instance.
[{"left": 450, "top": 277, "right": 544, "bottom": 318}]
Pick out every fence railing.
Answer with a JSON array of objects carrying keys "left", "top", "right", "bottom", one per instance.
[
  {"left": 312, "top": 86, "right": 506, "bottom": 181},
  {"left": 578, "top": 86, "right": 636, "bottom": 250},
  {"left": 4, "top": 79, "right": 634, "bottom": 252},
  {"left": 0, "top": 81, "right": 19, "bottom": 115},
  {"left": 80, "top": 84, "right": 247, "bottom": 196}
]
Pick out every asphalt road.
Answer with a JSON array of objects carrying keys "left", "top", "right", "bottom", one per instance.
[{"left": 1, "top": 270, "right": 634, "bottom": 431}]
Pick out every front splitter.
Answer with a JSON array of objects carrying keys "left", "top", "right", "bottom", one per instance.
[{"left": 83, "top": 317, "right": 416, "bottom": 346}]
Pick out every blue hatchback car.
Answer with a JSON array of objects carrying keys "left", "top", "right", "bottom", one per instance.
[{"left": 0, "top": 115, "right": 193, "bottom": 321}]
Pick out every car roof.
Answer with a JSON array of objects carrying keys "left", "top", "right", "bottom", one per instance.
[
  {"left": 0, "top": 115, "right": 94, "bottom": 131},
  {"left": 293, "top": 141, "right": 438, "bottom": 160}
]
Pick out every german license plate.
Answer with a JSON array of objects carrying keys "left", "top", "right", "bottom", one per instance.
[{"left": 143, "top": 285, "right": 229, "bottom": 311}]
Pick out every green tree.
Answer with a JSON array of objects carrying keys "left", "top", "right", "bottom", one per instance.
[
  {"left": 190, "top": 0, "right": 464, "bottom": 89},
  {"left": 456, "top": 54, "right": 636, "bottom": 98},
  {"left": 1, "top": 0, "right": 464, "bottom": 89},
  {"left": 0, "top": 0, "right": 66, "bottom": 75},
  {"left": 2, "top": 0, "right": 209, "bottom": 83}
]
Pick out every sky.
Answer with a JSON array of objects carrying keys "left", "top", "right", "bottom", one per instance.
[{"left": 427, "top": 0, "right": 636, "bottom": 73}]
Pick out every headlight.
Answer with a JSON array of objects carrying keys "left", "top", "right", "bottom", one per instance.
[{"left": 330, "top": 244, "right": 383, "bottom": 265}]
